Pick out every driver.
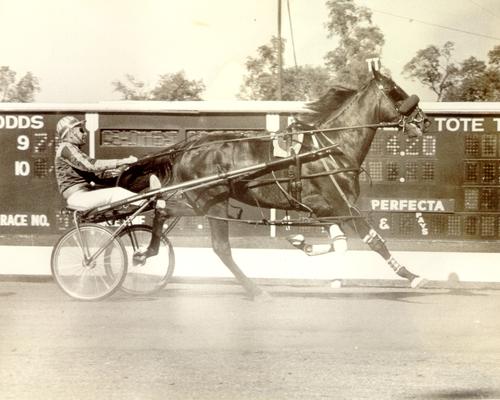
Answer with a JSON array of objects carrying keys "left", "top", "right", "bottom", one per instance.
[{"left": 54, "top": 115, "right": 159, "bottom": 211}]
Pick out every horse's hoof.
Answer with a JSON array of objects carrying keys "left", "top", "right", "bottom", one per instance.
[
  {"left": 286, "top": 234, "right": 305, "bottom": 248},
  {"left": 252, "top": 290, "right": 273, "bottom": 303},
  {"left": 411, "top": 276, "right": 428, "bottom": 289}
]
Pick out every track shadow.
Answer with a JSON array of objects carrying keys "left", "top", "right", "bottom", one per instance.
[
  {"left": 414, "top": 388, "right": 500, "bottom": 399},
  {"left": 445, "top": 288, "right": 490, "bottom": 297},
  {"left": 272, "top": 287, "right": 490, "bottom": 303},
  {"left": 106, "top": 293, "right": 161, "bottom": 303},
  {"left": 0, "top": 292, "right": 16, "bottom": 297},
  {"left": 105, "top": 286, "right": 492, "bottom": 304},
  {"left": 271, "top": 290, "right": 431, "bottom": 303}
]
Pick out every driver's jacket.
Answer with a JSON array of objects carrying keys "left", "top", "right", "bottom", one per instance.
[{"left": 55, "top": 142, "right": 121, "bottom": 199}]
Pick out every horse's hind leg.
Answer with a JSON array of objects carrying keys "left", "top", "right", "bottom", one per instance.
[
  {"left": 352, "top": 216, "right": 427, "bottom": 288},
  {"left": 208, "top": 217, "right": 268, "bottom": 300}
]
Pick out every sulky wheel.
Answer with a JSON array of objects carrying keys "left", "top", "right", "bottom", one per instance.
[
  {"left": 51, "top": 224, "right": 127, "bottom": 301},
  {"left": 118, "top": 224, "right": 175, "bottom": 295}
]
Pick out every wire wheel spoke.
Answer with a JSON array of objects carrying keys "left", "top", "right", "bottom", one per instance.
[
  {"left": 119, "top": 225, "right": 175, "bottom": 295},
  {"left": 51, "top": 224, "right": 127, "bottom": 301}
]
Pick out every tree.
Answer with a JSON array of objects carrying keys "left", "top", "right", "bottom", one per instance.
[
  {"left": 151, "top": 71, "right": 205, "bottom": 100},
  {"left": 402, "top": 41, "right": 459, "bottom": 101},
  {"left": 404, "top": 43, "right": 500, "bottom": 101},
  {"left": 239, "top": 1, "right": 387, "bottom": 100},
  {"left": 282, "top": 65, "right": 333, "bottom": 101},
  {"left": 111, "top": 74, "right": 148, "bottom": 100},
  {"left": 324, "top": 0, "right": 385, "bottom": 87},
  {"left": 112, "top": 71, "right": 205, "bottom": 100},
  {"left": 238, "top": 37, "right": 332, "bottom": 100},
  {"left": 443, "top": 57, "right": 489, "bottom": 101},
  {"left": 0, "top": 66, "right": 40, "bottom": 102},
  {"left": 443, "top": 52, "right": 500, "bottom": 101}
]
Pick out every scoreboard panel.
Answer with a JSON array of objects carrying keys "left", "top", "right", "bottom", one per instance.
[
  {"left": 360, "top": 113, "right": 500, "bottom": 241},
  {"left": 0, "top": 112, "right": 85, "bottom": 234},
  {"left": 1, "top": 102, "right": 500, "bottom": 249}
]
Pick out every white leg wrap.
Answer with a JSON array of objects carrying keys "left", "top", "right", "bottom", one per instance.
[
  {"left": 363, "top": 229, "right": 384, "bottom": 244},
  {"left": 329, "top": 224, "right": 348, "bottom": 254},
  {"left": 387, "top": 256, "right": 403, "bottom": 273},
  {"left": 287, "top": 225, "right": 348, "bottom": 256},
  {"left": 304, "top": 244, "right": 334, "bottom": 256},
  {"left": 286, "top": 234, "right": 306, "bottom": 249}
]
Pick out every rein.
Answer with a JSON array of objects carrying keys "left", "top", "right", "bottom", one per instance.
[
  {"left": 273, "top": 120, "right": 402, "bottom": 137},
  {"left": 204, "top": 213, "right": 366, "bottom": 227},
  {"left": 138, "top": 120, "right": 403, "bottom": 162},
  {"left": 242, "top": 167, "right": 360, "bottom": 187}
]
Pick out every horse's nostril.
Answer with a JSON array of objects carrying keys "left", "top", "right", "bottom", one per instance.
[{"left": 408, "top": 129, "right": 422, "bottom": 138}]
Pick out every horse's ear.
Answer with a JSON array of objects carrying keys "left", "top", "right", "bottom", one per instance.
[
  {"left": 372, "top": 68, "right": 382, "bottom": 80},
  {"left": 367, "top": 58, "right": 382, "bottom": 79}
]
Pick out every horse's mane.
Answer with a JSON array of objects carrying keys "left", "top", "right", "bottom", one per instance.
[{"left": 301, "top": 85, "right": 358, "bottom": 125}]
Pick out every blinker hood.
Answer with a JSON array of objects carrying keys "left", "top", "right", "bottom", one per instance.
[{"left": 398, "top": 95, "right": 420, "bottom": 116}]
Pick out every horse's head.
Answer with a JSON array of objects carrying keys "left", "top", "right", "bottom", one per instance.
[{"left": 372, "top": 70, "right": 430, "bottom": 137}]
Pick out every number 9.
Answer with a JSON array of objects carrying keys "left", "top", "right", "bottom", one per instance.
[{"left": 17, "top": 135, "right": 30, "bottom": 150}]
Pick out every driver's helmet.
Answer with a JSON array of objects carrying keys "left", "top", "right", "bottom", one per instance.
[{"left": 56, "top": 116, "right": 85, "bottom": 139}]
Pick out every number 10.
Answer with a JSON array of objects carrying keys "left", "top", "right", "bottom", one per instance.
[{"left": 15, "top": 161, "right": 30, "bottom": 176}]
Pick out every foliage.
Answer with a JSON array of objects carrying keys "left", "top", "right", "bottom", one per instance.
[
  {"left": 404, "top": 43, "right": 500, "bottom": 101},
  {"left": 239, "top": 1, "right": 386, "bottom": 100},
  {"left": 402, "top": 41, "right": 459, "bottom": 101},
  {"left": 111, "top": 74, "right": 148, "bottom": 100},
  {"left": 112, "top": 71, "right": 205, "bottom": 100},
  {"left": 0, "top": 66, "right": 40, "bottom": 102},
  {"left": 488, "top": 45, "right": 500, "bottom": 68},
  {"left": 238, "top": 37, "right": 332, "bottom": 100},
  {"left": 282, "top": 65, "right": 333, "bottom": 101},
  {"left": 324, "top": 0, "right": 385, "bottom": 87},
  {"left": 446, "top": 45, "right": 500, "bottom": 101}
]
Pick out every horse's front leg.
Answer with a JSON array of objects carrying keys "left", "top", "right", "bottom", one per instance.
[
  {"left": 287, "top": 224, "right": 348, "bottom": 255},
  {"left": 353, "top": 216, "right": 427, "bottom": 288}
]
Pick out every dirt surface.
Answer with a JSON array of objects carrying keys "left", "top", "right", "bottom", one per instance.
[{"left": 1, "top": 281, "right": 500, "bottom": 400}]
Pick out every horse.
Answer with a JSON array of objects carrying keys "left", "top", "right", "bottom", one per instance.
[{"left": 117, "top": 69, "right": 430, "bottom": 299}]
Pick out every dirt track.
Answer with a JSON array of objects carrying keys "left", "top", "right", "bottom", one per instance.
[{"left": 1, "top": 281, "right": 500, "bottom": 400}]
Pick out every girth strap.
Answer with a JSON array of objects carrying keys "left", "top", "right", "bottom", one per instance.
[{"left": 287, "top": 148, "right": 303, "bottom": 208}]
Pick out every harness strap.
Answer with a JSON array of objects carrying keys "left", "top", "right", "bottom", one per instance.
[
  {"left": 287, "top": 148, "right": 303, "bottom": 208},
  {"left": 272, "top": 170, "right": 313, "bottom": 213},
  {"left": 310, "top": 134, "right": 359, "bottom": 215}
]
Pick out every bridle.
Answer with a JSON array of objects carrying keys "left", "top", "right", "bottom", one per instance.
[{"left": 375, "top": 79, "right": 430, "bottom": 137}]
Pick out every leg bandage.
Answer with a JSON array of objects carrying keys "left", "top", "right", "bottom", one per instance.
[
  {"left": 363, "top": 229, "right": 384, "bottom": 245},
  {"left": 387, "top": 256, "right": 403, "bottom": 273},
  {"left": 362, "top": 228, "right": 389, "bottom": 256},
  {"left": 286, "top": 234, "right": 333, "bottom": 256},
  {"left": 361, "top": 227, "right": 420, "bottom": 283},
  {"left": 387, "top": 256, "right": 418, "bottom": 280},
  {"left": 329, "top": 224, "right": 347, "bottom": 254},
  {"left": 287, "top": 234, "right": 306, "bottom": 250},
  {"left": 304, "top": 244, "right": 334, "bottom": 256},
  {"left": 286, "top": 224, "right": 347, "bottom": 256}
]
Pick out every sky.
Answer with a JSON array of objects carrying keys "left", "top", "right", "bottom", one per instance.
[{"left": 1, "top": 0, "right": 499, "bottom": 103}]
